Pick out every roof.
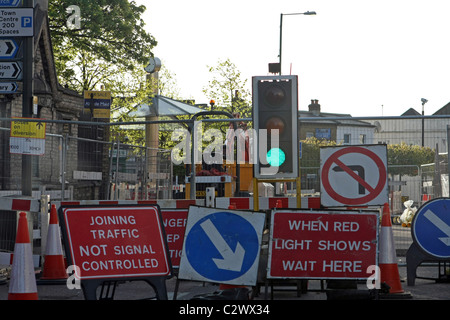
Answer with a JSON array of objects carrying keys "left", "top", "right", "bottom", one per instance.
[
  {"left": 401, "top": 108, "right": 421, "bottom": 116},
  {"left": 298, "top": 110, "right": 375, "bottom": 127},
  {"left": 131, "top": 95, "right": 205, "bottom": 117}
]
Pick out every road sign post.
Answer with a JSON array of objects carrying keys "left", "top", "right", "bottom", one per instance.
[
  {"left": 0, "top": 1, "right": 34, "bottom": 196},
  {"left": 179, "top": 206, "right": 265, "bottom": 286}
]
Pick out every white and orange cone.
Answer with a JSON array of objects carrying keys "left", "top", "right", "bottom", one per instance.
[
  {"left": 8, "top": 212, "right": 38, "bottom": 300},
  {"left": 379, "top": 203, "right": 405, "bottom": 294},
  {"left": 40, "top": 204, "right": 67, "bottom": 280}
]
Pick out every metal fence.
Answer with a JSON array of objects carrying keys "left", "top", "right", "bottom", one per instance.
[
  {"left": 0, "top": 115, "right": 450, "bottom": 257},
  {"left": 0, "top": 119, "right": 173, "bottom": 201}
]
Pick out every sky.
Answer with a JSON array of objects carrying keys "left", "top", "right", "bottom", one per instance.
[{"left": 138, "top": 0, "right": 450, "bottom": 117}]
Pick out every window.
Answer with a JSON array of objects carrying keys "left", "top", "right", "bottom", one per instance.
[
  {"left": 359, "top": 134, "right": 366, "bottom": 144},
  {"left": 344, "top": 134, "right": 351, "bottom": 144}
]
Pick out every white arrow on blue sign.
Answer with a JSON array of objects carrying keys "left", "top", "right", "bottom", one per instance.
[
  {"left": 0, "top": 0, "right": 21, "bottom": 7},
  {"left": 0, "top": 81, "right": 18, "bottom": 93},
  {"left": 412, "top": 198, "right": 450, "bottom": 259},
  {"left": 0, "top": 39, "right": 18, "bottom": 59},
  {"left": 178, "top": 206, "right": 265, "bottom": 286}
]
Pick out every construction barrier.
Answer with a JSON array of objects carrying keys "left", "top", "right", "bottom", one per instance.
[
  {"left": 215, "top": 197, "right": 321, "bottom": 210},
  {"left": 51, "top": 199, "right": 204, "bottom": 210},
  {"left": 0, "top": 196, "right": 40, "bottom": 213}
]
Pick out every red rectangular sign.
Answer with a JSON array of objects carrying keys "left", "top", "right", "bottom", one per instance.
[
  {"left": 161, "top": 209, "right": 188, "bottom": 267},
  {"left": 268, "top": 210, "right": 378, "bottom": 279},
  {"left": 60, "top": 205, "right": 171, "bottom": 280}
]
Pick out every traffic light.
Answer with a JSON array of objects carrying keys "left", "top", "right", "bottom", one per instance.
[{"left": 252, "top": 75, "right": 298, "bottom": 178}]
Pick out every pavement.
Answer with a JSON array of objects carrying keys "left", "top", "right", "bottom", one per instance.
[{"left": 0, "top": 261, "right": 449, "bottom": 301}]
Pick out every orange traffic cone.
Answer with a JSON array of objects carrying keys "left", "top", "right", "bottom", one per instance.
[
  {"left": 8, "top": 212, "right": 38, "bottom": 300},
  {"left": 379, "top": 203, "right": 410, "bottom": 297},
  {"left": 41, "top": 204, "right": 67, "bottom": 280}
]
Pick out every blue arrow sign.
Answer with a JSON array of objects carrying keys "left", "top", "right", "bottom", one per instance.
[
  {"left": 179, "top": 207, "right": 265, "bottom": 285},
  {"left": 0, "top": 0, "right": 21, "bottom": 7},
  {"left": 412, "top": 198, "right": 450, "bottom": 259}
]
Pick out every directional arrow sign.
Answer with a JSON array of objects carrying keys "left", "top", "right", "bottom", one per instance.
[
  {"left": 0, "top": 61, "right": 22, "bottom": 80},
  {"left": 179, "top": 206, "right": 265, "bottom": 286},
  {"left": 424, "top": 210, "right": 450, "bottom": 246},
  {"left": 200, "top": 219, "right": 246, "bottom": 272},
  {"left": 0, "top": 0, "right": 21, "bottom": 7},
  {"left": 412, "top": 198, "right": 450, "bottom": 259},
  {"left": 0, "top": 81, "right": 18, "bottom": 93},
  {"left": 0, "top": 39, "right": 18, "bottom": 59}
]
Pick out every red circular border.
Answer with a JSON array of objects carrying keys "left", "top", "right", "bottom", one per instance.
[{"left": 321, "top": 146, "right": 387, "bottom": 205}]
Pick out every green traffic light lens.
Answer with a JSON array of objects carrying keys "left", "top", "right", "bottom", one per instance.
[{"left": 266, "top": 148, "right": 286, "bottom": 167}]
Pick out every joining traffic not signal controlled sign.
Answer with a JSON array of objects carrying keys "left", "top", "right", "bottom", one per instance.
[{"left": 252, "top": 75, "right": 298, "bottom": 179}]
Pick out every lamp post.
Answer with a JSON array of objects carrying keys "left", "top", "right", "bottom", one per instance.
[
  {"left": 279, "top": 11, "right": 316, "bottom": 75},
  {"left": 421, "top": 98, "right": 428, "bottom": 147}
]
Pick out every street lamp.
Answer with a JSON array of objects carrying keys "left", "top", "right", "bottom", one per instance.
[
  {"left": 421, "top": 98, "right": 428, "bottom": 147},
  {"left": 279, "top": 11, "right": 316, "bottom": 75}
]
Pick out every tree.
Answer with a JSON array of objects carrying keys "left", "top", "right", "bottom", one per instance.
[
  {"left": 387, "top": 142, "right": 435, "bottom": 176},
  {"left": 203, "top": 58, "right": 252, "bottom": 120},
  {"left": 48, "top": 0, "right": 156, "bottom": 90}
]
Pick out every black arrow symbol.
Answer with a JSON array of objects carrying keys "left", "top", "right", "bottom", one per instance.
[
  {"left": 332, "top": 164, "right": 366, "bottom": 195},
  {"left": 36, "top": 122, "right": 44, "bottom": 129},
  {"left": 11, "top": 63, "right": 19, "bottom": 78},
  {"left": 5, "top": 41, "right": 14, "bottom": 55}
]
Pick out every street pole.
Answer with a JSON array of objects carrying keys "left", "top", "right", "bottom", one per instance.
[
  {"left": 22, "top": 0, "right": 34, "bottom": 196},
  {"left": 278, "top": 11, "right": 316, "bottom": 75},
  {"left": 279, "top": 13, "right": 284, "bottom": 75}
]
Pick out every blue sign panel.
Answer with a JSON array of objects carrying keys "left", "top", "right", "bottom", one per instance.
[
  {"left": 179, "top": 207, "right": 265, "bottom": 286},
  {"left": 412, "top": 198, "right": 450, "bottom": 259},
  {"left": 0, "top": 0, "right": 21, "bottom": 7}
]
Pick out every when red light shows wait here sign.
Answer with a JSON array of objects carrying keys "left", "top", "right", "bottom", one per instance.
[
  {"left": 59, "top": 205, "right": 172, "bottom": 280},
  {"left": 268, "top": 210, "right": 378, "bottom": 279}
]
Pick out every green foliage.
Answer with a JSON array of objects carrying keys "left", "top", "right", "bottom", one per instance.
[
  {"left": 49, "top": 0, "right": 156, "bottom": 77},
  {"left": 387, "top": 142, "right": 435, "bottom": 176},
  {"left": 299, "top": 137, "right": 339, "bottom": 168},
  {"left": 203, "top": 58, "right": 252, "bottom": 120}
]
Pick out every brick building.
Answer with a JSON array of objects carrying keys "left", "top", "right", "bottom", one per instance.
[{"left": 0, "top": 2, "right": 109, "bottom": 200}]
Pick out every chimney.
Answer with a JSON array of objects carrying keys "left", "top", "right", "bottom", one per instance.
[{"left": 308, "top": 99, "right": 321, "bottom": 116}]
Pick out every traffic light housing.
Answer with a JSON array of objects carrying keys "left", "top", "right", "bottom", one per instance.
[{"left": 252, "top": 75, "right": 298, "bottom": 178}]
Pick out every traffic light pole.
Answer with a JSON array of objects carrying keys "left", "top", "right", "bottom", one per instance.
[{"left": 22, "top": 0, "right": 34, "bottom": 196}]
